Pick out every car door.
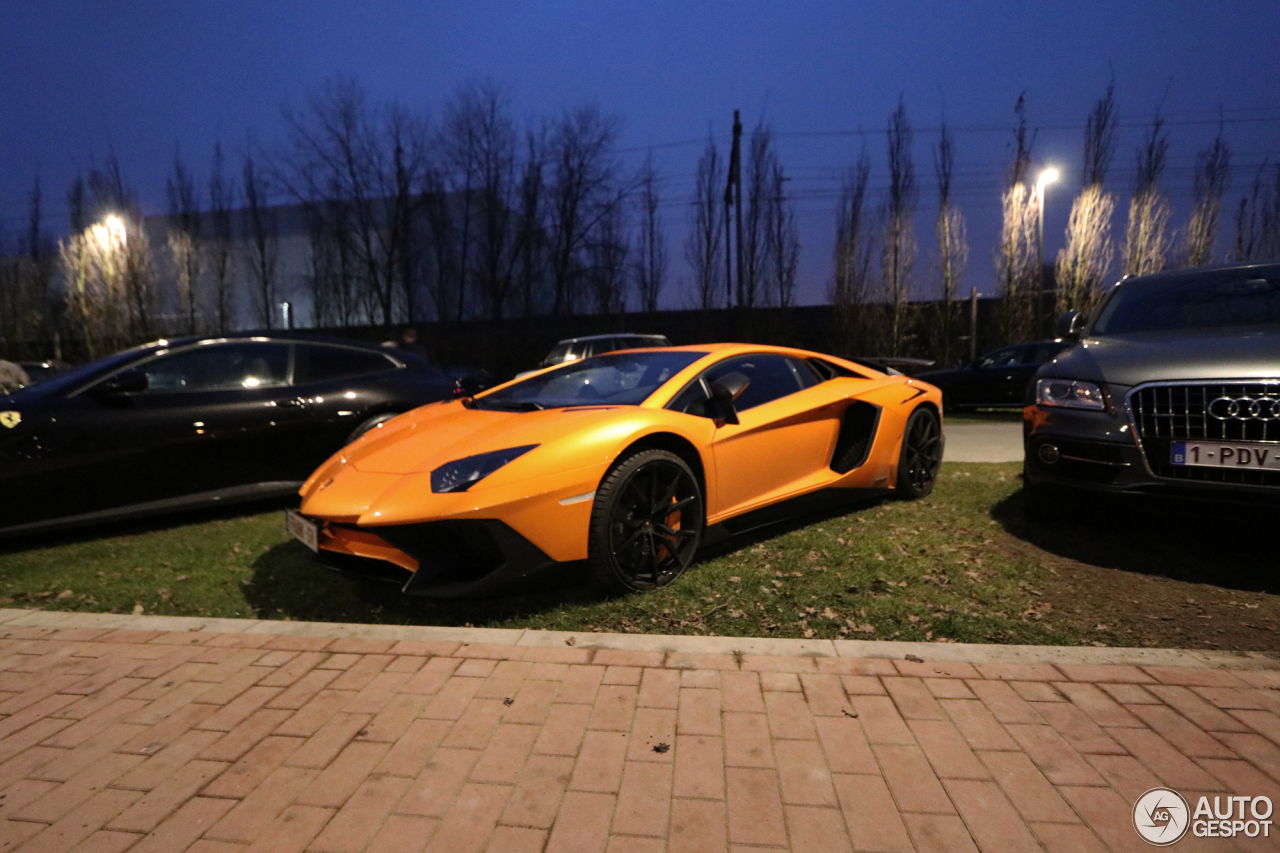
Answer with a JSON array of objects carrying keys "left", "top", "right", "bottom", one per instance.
[
  {"left": 51, "top": 341, "right": 309, "bottom": 510},
  {"left": 671, "top": 354, "right": 844, "bottom": 518}
]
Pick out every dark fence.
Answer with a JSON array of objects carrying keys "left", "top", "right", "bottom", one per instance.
[{"left": 298, "top": 298, "right": 1011, "bottom": 380}]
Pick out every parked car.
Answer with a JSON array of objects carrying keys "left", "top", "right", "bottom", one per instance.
[
  {"left": 1024, "top": 262, "right": 1280, "bottom": 510},
  {"left": 538, "top": 333, "right": 671, "bottom": 368},
  {"left": 0, "top": 333, "right": 488, "bottom": 538},
  {"left": 290, "top": 344, "right": 944, "bottom": 597},
  {"left": 918, "top": 341, "right": 1072, "bottom": 411}
]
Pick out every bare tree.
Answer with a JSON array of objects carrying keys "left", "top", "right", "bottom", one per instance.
[
  {"left": 933, "top": 122, "right": 969, "bottom": 366},
  {"left": 61, "top": 157, "right": 158, "bottom": 356},
  {"left": 1231, "top": 161, "right": 1280, "bottom": 263},
  {"left": 166, "top": 151, "right": 204, "bottom": 334},
  {"left": 546, "top": 105, "right": 623, "bottom": 315},
  {"left": 1056, "top": 85, "right": 1118, "bottom": 317},
  {"left": 206, "top": 143, "right": 237, "bottom": 332},
  {"left": 740, "top": 120, "right": 776, "bottom": 308},
  {"left": 831, "top": 153, "right": 875, "bottom": 354},
  {"left": 684, "top": 135, "right": 724, "bottom": 311},
  {"left": 279, "top": 78, "right": 429, "bottom": 325},
  {"left": 996, "top": 94, "right": 1038, "bottom": 344},
  {"left": 881, "top": 99, "right": 916, "bottom": 355},
  {"left": 307, "top": 199, "right": 364, "bottom": 327},
  {"left": 766, "top": 161, "right": 799, "bottom": 308},
  {"left": 1182, "top": 129, "right": 1231, "bottom": 267},
  {"left": 422, "top": 164, "right": 458, "bottom": 322},
  {"left": 1, "top": 178, "right": 56, "bottom": 358},
  {"left": 92, "top": 153, "right": 157, "bottom": 343},
  {"left": 1124, "top": 112, "right": 1172, "bottom": 277},
  {"left": 241, "top": 154, "right": 280, "bottom": 329},
  {"left": 588, "top": 202, "right": 629, "bottom": 315},
  {"left": 634, "top": 151, "right": 667, "bottom": 313},
  {"left": 1082, "top": 83, "right": 1118, "bottom": 188},
  {"left": 450, "top": 80, "right": 518, "bottom": 321},
  {"left": 1261, "top": 164, "right": 1280, "bottom": 260},
  {"left": 513, "top": 128, "right": 549, "bottom": 318}
]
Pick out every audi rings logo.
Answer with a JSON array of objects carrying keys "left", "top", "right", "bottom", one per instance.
[{"left": 1208, "top": 395, "right": 1280, "bottom": 421}]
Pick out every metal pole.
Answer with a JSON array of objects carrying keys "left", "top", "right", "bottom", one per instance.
[
  {"left": 732, "top": 110, "right": 744, "bottom": 308},
  {"left": 969, "top": 287, "right": 979, "bottom": 362},
  {"left": 1036, "top": 184, "right": 1045, "bottom": 335}
]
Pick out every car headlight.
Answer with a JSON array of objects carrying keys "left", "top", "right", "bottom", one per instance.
[
  {"left": 430, "top": 445, "right": 538, "bottom": 493},
  {"left": 1036, "top": 378, "right": 1107, "bottom": 411}
]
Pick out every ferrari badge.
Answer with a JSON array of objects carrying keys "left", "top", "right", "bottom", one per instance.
[{"left": 0, "top": 411, "right": 19, "bottom": 429}]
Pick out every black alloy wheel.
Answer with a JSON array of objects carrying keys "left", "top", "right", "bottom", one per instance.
[
  {"left": 897, "top": 408, "right": 943, "bottom": 499},
  {"left": 589, "top": 449, "right": 704, "bottom": 595}
]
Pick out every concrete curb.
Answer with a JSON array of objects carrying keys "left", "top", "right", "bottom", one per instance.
[{"left": 4, "top": 607, "right": 1276, "bottom": 670}]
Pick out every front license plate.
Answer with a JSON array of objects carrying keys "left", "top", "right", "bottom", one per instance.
[
  {"left": 286, "top": 509, "right": 319, "bottom": 552},
  {"left": 1171, "top": 441, "right": 1280, "bottom": 470}
]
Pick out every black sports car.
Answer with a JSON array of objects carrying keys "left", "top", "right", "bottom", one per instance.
[
  {"left": 917, "top": 341, "right": 1071, "bottom": 411},
  {"left": 0, "top": 334, "right": 485, "bottom": 537},
  {"left": 1024, "top": 262, "right": 1280, "bottom": 508}
]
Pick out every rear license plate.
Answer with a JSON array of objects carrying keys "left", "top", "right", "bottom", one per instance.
[
  {"left": 1171, "top": 441, "right": 1280, "bottom": 470},
  {"left": 286, "top": 509, "right": 319, "bottom": 552}
]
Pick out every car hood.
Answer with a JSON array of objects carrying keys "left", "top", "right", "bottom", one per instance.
[
  {"left": 343, "top": 400, "right": 638, "bottom": 476},
  {"left": 1043, "top": 325, "right": 1280, "bottom": 387}
]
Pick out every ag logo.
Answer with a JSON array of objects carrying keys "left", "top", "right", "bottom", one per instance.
[
  {"left": 0, "top": 411, "right": 19, "bottom": 429},
  {"left": 1134, "top": 787, "right": 1190, "bottom": 845}
]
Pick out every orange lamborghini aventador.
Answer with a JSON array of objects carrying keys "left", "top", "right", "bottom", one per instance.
[{"left": 289, "top": 344, "right": 944, "bottom": 597}]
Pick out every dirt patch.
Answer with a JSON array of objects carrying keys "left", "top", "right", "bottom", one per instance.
[{"left": 992, "top": 489, "right": 1280, "bottom": 651}]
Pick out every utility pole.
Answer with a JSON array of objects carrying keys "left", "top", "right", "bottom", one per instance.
[{"left": 725, "top": 110, "right": 743, "bottom": 308}]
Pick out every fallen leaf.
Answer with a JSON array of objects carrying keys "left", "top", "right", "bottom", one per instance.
[
  {"left": 904, "top": 654, "right": 924, "bottom": 663},
  {"left": 503, "top": 697, "right": 514, "bottom": 706},
  {"left": 565, "top": 637, "right": 576, "bottom": 646},
  {"left": 652, "top": 743, "right": 670, "bottom": 754},
  {"left": 841, "top": 708, "right": 859, "bottom": 718}
]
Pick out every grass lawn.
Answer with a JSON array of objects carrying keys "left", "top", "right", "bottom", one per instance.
[{"left": 2, "top": 461, "right": 1277, "bottom": 650}]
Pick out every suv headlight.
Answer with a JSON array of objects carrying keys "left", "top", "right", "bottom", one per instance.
[
  {"left": 1036, "top": 378, "right": 1107, "bottom": 411},
  {"left": 430, "top": 445, "right": 538, "bottom": 493}
]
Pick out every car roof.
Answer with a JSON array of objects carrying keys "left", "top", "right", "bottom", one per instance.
[
  {"left": 553, "top": 333, "right": 669, "bottom": 344},
  {"left": 135, "top": 332, "right": 398, "bottom": 352},
  {"left": 1118, "top": 260, "right": 1280, "bottom": 288}
]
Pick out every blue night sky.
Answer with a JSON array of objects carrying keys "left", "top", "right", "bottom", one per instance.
[{"left": 3, "top": 1, "right": 1278, "bottom": 306}]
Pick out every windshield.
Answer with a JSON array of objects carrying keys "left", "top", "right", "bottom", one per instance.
[
  {"left": 1092, "top": 274, "right": 1280, "bottom": 335},
  {"left": 475, "top": 350, "right": 705, "bottom": 411}
]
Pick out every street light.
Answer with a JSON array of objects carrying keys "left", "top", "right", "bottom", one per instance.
[
  {"left": 1035, "top": 168, "right": 1059, "bottom": 331},
  {"left": 89, "top": 214, "right": 128, "bottom": 254}
]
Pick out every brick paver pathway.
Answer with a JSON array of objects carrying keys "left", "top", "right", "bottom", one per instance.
[{"left": 0, "top": 616, "right": 1277, "bottom": 852}]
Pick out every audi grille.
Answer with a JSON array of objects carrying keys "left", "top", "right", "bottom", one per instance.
[{"left": 1128, "top": 381, "right": 1280, "bottom": 487}]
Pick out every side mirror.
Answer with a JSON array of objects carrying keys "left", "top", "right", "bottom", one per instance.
[
  {"left": 1057, "top": 309, "right": 1084, "bottom": 340},
  {"left": 708, "top": 371, "right": 750, "bottom": 426},
  {"left": 95, "top": 368, "right": 148, "bottom": 397}
]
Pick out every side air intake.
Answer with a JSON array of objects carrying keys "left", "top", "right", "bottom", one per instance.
[{"left": 830, "top": 401, "right": 880, "bottom": 473}]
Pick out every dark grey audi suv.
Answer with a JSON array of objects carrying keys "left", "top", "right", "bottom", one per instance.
[{"left": 1023, "top": 261, "right": 1280, "bottom": 508}]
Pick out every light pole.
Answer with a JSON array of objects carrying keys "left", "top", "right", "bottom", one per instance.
[{"left": 1035, "top": 168, "right": 1059, "bottom": 331}]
